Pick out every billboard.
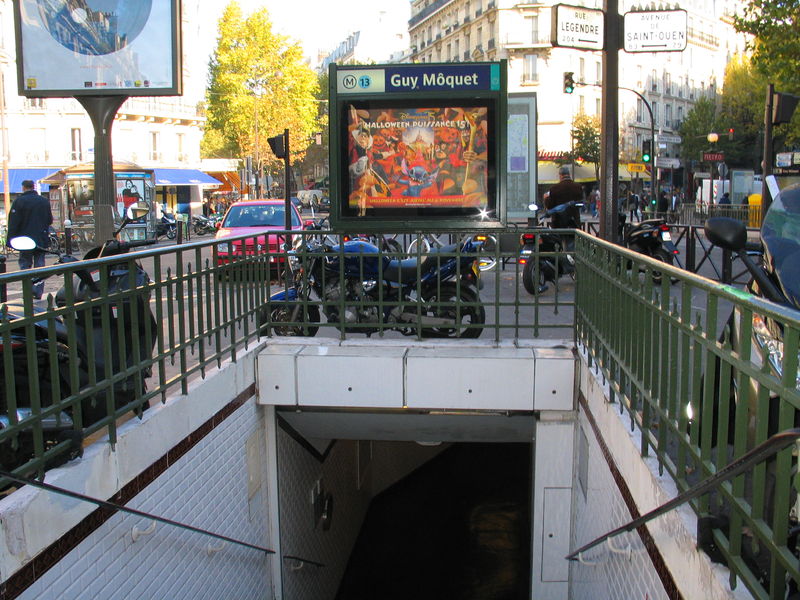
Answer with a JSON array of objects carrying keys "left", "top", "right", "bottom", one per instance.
[
  {"left": 14, "top": 0, "right": 182, "bottom": 96},
  {"left": 330, "top": 62, "right": 507, "bottom": 228},
  {"left": 344, "top": 103, "right": 492, "bottom": 217}
]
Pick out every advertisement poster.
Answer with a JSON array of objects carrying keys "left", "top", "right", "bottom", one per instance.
[
  {"left": 16, "top": 0, "right": 179, "bottom": 95},
  {"left": 115, "top": 176, "right": 144, "bottom": 216},
  {"left": 347, "top": 104, "right": 489, "bottom": 214}
]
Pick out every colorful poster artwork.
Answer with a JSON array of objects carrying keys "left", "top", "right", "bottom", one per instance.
[{"left": 347, "top": 105, "right": 489, "bottom": 214}]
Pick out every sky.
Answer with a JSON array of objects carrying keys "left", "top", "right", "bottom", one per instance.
[{"left": 208, "top": 0, "right": 411, "bottom": 63}]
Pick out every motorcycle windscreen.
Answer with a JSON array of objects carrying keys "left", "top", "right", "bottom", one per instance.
[{"left": 762, "top": 181, "right": 800, "bottom": 308}]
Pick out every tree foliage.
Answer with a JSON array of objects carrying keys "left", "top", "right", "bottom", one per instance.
[
  {"left": 202, "top": 2, "right": 320, "bottom": 172},
  {"left": 570, "top": 113, "right": 601, "bottom": 181},
  {"left": 677, "top": 96, "right": 717, "bottom": 167},
  {"left": 716, "top": 55, "right": 767, "bottom": 169},
  {"left": 734, "top": 0, "right": 800, "bottom": 90}
]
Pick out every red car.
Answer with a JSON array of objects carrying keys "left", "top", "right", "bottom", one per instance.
[{"left": 214, "top": 199, "right": 304, "bottom": 274}]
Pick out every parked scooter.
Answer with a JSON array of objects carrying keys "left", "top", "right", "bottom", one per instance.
[
  {"left": 262, "top": 231, "right": 486, "bottom": 338},
  {"left": 192, "top": 214, "right": 215, "bottom": 236},
  {"left": 519, "top": 201, "right": 582, "bottom": 295},
  {"left": 156, "top": 212, "right": 177, "bottom": 239},
  {"left": 621, "top": 214, "right": 681, "bottom": 271},
  {"left": 1, "top": 203, "right": 157, "bottom": 475}
]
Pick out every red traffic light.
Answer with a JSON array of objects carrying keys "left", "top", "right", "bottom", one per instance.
[{"left": 727, "top": 128, "right": 734, "bottom": 140}]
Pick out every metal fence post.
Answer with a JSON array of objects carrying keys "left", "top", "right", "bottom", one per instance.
[
  {"left": 685, "top": 226, "right": 696, "bottom": 273},
  {"left": 0, "top": 254, "right": 5, "bottom": 302}
]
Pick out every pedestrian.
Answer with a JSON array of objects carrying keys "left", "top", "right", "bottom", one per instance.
[
  {"left": 657, "top": 191, "right": 669, "bottom": 215},
  {"left": 719, "top": 192, "right": 731, "bottom": 205},
  {"left": 628, "top": 191, "right": 640, "bottom": 223},
  {"left": 7, "top": 180, "right": 53, "bottom": 299},
  {"left": 545, "top": 165, "right": 583, "bottom": 226}
]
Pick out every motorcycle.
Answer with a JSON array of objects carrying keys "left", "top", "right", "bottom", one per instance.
[
  {"left": 192, "top": 214, "right": 215, "bottom": 236},
  {"left": 156, "top": 212, "right": 177, "bottom": 239},
  {"left": 620, "top": 214, "right": 681, "bottom": 280},
  {"left": 519, "top": 201, "right": 582, "bottom": 295},
  {"left": 261, "top": 231, "right": 486, "bottom": 338},
  {"left": 1, "top": 203, "right": 157, "bottom": 475}
]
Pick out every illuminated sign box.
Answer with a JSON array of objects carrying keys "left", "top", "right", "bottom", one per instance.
[
  {"left": 14, "top": 0, "right": 182, "bottom": 97},
  {"left": 329, "top": 62, "right": 507, "bottom": 229}
]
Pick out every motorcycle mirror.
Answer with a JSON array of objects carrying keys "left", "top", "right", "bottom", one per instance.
[
  {"left": 126, "top": 202, "right": 150, "bottom": 221},
  {"left": 9, "top": 236, "right": 36, "bottom": 251}
]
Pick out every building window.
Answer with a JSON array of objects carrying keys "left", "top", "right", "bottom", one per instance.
[
  {"left": 447, "top": 43, "right": 451, "bottom": 61},
  {"left": 177, "top": 133, "right": 186, "bottom": 162},
  {"left": 70, "top": 128, "right": 82, "bottom": 162},
  {"left": 595, "top": 98, "right": 601, "bottom": 116},
  {"left": 651, "top": 69, "right": 657, "bottom": 92},
  {"left": 522, "top": 54, "right": 537, "bottom": 82},
  {"left": 477, "top": 26, "right": 482, "bottom": 47},
  {"left": 664, "top": 72, "right": 671, "bottom": 95},
  {"left": 525, "top": 15, "right": 539, "bottom": 44},
  {"left": 665, "top": 104, "right": 672, "bottom": 129},
  {"left": 579, "top": 95, "right": 585, "bottom": 112},
  {"left": 150, "top": 131, "right": 160, "bottom": 161},
  {"left": 636, "top": 98, "right": 644, "bottom": 123},
  {"left": 455, "top": 39, "right": 460, "bottom": 57},
  {"left": 652, "top": 101, "right": 659, "bottom": 126},
  {"left": 579, "top": 57, "right": 585, "bottom": 82},
  {"left": 595, "top": 61, "right": 601, "bottom": 85}
]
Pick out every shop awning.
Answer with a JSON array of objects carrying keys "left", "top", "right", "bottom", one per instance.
[
  {"left": 0, "top": 168, "right": 61, "bottom": 193},
  {"left": 153, "top": 168, "right": 222, "bottom": 186},
  {"left": 205, "top": 171, "right": 241, "bottom": 193}
]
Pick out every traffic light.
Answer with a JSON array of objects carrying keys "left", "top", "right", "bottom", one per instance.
[
  {"left": 563, "top": 72, "right": 575, "bottom": 94},
  {"left": 641, "top": 140, "right": 652, "bottom": 163},
  {"left": 267, "top": 134, "right": 286, "bottom": 158},
  {"left": 727, "top": 127, "right": 734, "bottom": 140}
]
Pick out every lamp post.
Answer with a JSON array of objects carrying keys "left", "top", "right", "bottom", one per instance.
[
  {"left": 246, "top": 76, "right": 267, "bottom": 199},
  {"left": 706, "top": 132, "right": 719, "bottom": 207}
]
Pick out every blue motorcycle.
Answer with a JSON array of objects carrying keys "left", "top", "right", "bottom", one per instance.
[{"left": 262, "top": 233, "right": 485, "bottom": 338}]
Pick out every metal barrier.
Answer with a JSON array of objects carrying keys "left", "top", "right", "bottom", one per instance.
[
  {"left": 0, "top": 228, "right": 576, "bottom": 481},
  {"left": 2, "top": 226, "right": 798, "bottom": 599},
  {"left": 575, "top": 233, "right": 800, "bottom": 599}
]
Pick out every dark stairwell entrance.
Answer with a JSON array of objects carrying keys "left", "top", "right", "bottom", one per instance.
[{"left": 335, "top": 443, "right": 532, "bottom": 600}]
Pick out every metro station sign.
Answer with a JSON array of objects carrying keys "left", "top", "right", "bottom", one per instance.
[
  {"left": 551, "top": 4, "right": 605, "bottom": 51},
  {"left": 702, "top": 152, "right": 725, "bottom": 162}
]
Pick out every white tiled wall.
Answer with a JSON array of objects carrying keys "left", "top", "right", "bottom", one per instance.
[{"left": 17, "top": 400, "right": 272, "bottom": 600}]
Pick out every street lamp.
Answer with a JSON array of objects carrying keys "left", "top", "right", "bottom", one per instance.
[
  {"left": 246, "top": 76, "right": 268, "bottom": 198},
  {"left": 706, "top": 132, "right": 719, "bottom": 207}
]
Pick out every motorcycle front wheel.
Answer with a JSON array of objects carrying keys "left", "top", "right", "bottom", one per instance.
[
  {"left": 166, "top": 227, "right": 176, "bottom": 240},
  {"left": 262, "top": 302, "right": 320, "bottom": 337},
  {"left": 421, "top": 282, "right": 484, "bottom": 338},
  {"left": 650, "top": 248, "right": 674, "bottom": 284}
]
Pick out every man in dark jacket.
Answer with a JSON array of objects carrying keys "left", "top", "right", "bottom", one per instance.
[
  {"left": 544, "top": 166, "right": 583, "bottom": 227},
  {"left": 8, "top": 180, "right": 53, "bottom": 299}
]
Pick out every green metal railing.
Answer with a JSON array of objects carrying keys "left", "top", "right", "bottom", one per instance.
[
  {"left": 0, "top": 228, "right": 576, "bottom": 482},
  {"left": 575, "top": 232, "right": 800, "bottom": 599},
  {"left": 1, "top": 225, "right": 798, "bottom": 598}
]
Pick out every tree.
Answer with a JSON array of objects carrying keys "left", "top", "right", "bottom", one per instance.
[
  {"left": 570, "top": 113, "right": 601, "bottom": 182},
  {"left": 734, "top": 1, "right": 800, "bottom": 91},
  {"left": 716, "top": 55, "right": 767, "bottom": 169},
  {"left": 677, "top": 96, "right": 717, "bottom": 168},
  {"left": 733, "top": 1, "right": 800, "bottom": 146},
  {"left": 202, "top": 2, "right": 320, "bottom": 178}
]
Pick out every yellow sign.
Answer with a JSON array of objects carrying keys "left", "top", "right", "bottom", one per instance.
[{"left": 627, "top": 163, "right": 646, "bottom": 173}]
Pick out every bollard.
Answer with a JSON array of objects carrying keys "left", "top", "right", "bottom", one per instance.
[
  {"left": 64, "top": 219, "right": 73, "bottom": 255},
  {"left": 176, "top": 222, "right": 183, "bottom": 244}
]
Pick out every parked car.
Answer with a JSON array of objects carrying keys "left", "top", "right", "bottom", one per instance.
[{"left": 214, "top": 199, "right": 304, "bottom": 277}]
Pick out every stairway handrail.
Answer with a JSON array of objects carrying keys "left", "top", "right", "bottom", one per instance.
[{"left": 566, "top": 428, "right": 800, "bottom": 561}]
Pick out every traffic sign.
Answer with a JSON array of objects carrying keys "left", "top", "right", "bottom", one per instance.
[
  {"left": 551, "top": 4, "right": 604, "bottom": 51},
  {"left": 628, "top": 163, "right": 647, "bottom": 173},
  {"left": 656, "top": 133, "right": 682, "bottom": 144},
  {"left": 656, "top": 157, "right": 680, "bottom": 169},
  {"left": 623, "top": 10, "right": 688, "bottom": 52}
]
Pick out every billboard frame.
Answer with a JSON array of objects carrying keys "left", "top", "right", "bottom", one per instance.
[
  {"left": 329, "top": 61, "right": 507, "bottom": 231},
  {"left": 14, "top": 0, "right": 182, "bottom": 97}
]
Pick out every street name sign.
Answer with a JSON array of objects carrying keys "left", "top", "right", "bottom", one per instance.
[
  {"left": 551, "top": 4, "right": 604, "bottom": 51},
  {"left": 656, "top": 133, "right": 682, "bottom": 144},
  {"left": 656, "top": 157, "right": 680, "bottom": 169},
  {"left": 623, "top": 10, "right": 688, "bottom": 52}
]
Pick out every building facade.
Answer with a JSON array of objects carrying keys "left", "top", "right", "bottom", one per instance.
[
  {"left": 0, "top": 1, "right": 217, "bottom": 220},
  {"left": 407, "top": 0, "right": 749, "bottom": 192}
]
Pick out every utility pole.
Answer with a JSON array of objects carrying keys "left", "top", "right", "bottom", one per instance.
[{"left": 599, "top": 0, "right": 620, "bottom": 242}]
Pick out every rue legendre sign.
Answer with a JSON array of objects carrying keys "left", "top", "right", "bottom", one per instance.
[
  {"left": 337, "top": 64, "right": 501, "bottom": 94},
  {"left": 551, "top": 4, "right": 605, "bottom": 51}
]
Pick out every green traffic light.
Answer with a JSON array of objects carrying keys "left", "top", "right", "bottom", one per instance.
[{"left": 642, "top": 153, "right": 651, "bottom": 163}]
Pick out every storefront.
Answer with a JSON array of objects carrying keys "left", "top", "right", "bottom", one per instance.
[{"left": 42, "top": 163, "right": 155, "bottom": 241}]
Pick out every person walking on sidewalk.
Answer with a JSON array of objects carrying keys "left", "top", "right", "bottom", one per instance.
[{"left": 7, "top": 180, "right": 53, "bottom": 299}]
